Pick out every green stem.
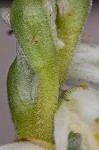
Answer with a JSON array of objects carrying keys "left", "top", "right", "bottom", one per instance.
[
  {"left": 8, "top": 60, "right": 59, "bottom": 143},
  {"left": 10, "top": 0, "right": 59, "bottom": 143},
  {"left": 56, "top": 0, "right": 91, "bottom": 85}
]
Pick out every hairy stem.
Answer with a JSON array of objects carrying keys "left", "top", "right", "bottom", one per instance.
[
  {"left": 56, "top": 0, "right": 91, "bottom": 85},
  {"left": 10, "top": 0, "right": 59, "bottom": 143}
]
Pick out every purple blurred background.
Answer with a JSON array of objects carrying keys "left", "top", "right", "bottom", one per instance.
[{"left": 0, "top": 0, "right": 99, "bottom": 145}]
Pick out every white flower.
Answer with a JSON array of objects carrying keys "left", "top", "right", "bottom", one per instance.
[
  {"left": 55, "top": 87, "right": 99, "bottom": 150},
  {"left": 0, "top": 142, "right": 46, "bottom": 150},
  {"left": 68, "top": 42, "right": 99, "bottom": 84}
]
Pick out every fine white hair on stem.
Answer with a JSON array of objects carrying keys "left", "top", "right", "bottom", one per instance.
[
  {"left": 57, "top": 0, "right": 69, "bottom": 16},
  {"left": 0, "top": 8, "right": 10, "bottom": 26},
  {"left": 16, "top": 43, "right": 38, "bottom": 102},
  {"left": 54, "top": 102, "right": 69, "bottom": 150},
  {"left": 44, "top": 0, "right": 65, "bottom": 49},
  {"left": 68, "top": 42, "right": 99, "bottom": 83}
]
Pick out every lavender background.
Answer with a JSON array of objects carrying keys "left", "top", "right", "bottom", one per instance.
[{"left": 0, "top": 0, "right": 99, "bottom": 145}]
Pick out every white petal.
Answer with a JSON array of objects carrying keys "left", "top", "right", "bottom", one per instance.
[
  {"left": 68, "top": 88, "right": 99, "bottom": 123},
  {"left": 69, "top": 61, "right": 99, "bottom": 83},
  {"left": 0, "top": 142, "right": 46, "bottom": 150},
  {"left": 68, "top": 42, "right": 99, "bottom": 84},
  {"left": 77, "top": 42, "right": 99, "bottom": 53},
  {"left": 80, "top": 123, "right": 99, "bottom": 150},
  {"left": 74, "top": 42, "right": 99, "bottom": 66},
  {"left": 54, "top": 102, "right": 69, "bottom": 150},
  {"left": 74, "top": 51, "right": 99, "bottom": 66}
]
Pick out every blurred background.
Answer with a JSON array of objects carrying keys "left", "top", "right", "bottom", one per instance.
[{"left": 0, "top": 0, "right": 99, "bottom": 145}]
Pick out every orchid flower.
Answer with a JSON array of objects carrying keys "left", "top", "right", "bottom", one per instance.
[{"left": 1, "top": 0, "right": 99, "bottom": 150}]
